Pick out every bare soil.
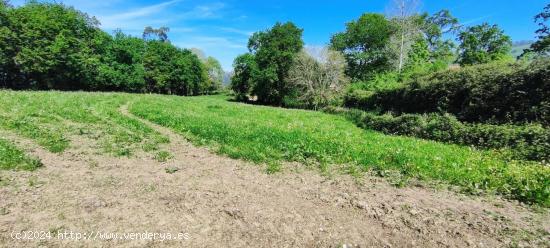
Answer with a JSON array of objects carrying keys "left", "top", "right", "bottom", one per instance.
[{"left": 0, "top": 107, "right": 548, "bottom": 247}]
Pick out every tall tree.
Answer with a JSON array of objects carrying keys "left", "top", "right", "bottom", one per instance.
[
  {"left": 143, "top": 41, "right": 206, "bottom": 95},
  {"left": 92, "top": 30, "right": 147, "bottom": 92},
  {"left": 527, "top": 3, "right": 550, "bottom": 55},
  {"left": 330, "top": 13, "right": 396, "bottom": 80},
  {"left": 230, "top": 53, "right": 257, "bottom": 101},
  {"left": 386, "top": 0, "right": 421, "bottom": 73},
  {"left": 0, "top": 0, "right": 14, "bottom": 87},
  {"left": 457, "top": 23, "right": 512, "bottom": 65},
  {"left": 421, "top": 10, "right": 460, "bottom": 62},
  {"left": 204, "top": 56, "right": 224, "bottom": 92},
  {"left": 248, "top": 22, "right": 303, "bottom": 105}
]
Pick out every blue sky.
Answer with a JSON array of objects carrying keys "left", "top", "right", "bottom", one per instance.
[{"left": 10, "top": 0, "right": 548, "bottom": 70}]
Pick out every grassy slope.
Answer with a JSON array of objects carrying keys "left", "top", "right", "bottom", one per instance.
[
  {"left": 0, "top": 138, "right": 42, "bottom": 171},
  {"left": 0, "top": 91, "right": 169, "bottom": 158},
  {"left": 0, "top": 91, "right": 547, "bottom": 206},
  {"left": 130, "top": 94, "right": 549, "bottom": 206}
]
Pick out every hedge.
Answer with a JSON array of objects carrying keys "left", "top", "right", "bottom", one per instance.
[
  {"left": 344, "top": 60, "right": 550, "bottom": 126},
  {"left": 325, "top": 107, "right": 550, "bottom": 162}
]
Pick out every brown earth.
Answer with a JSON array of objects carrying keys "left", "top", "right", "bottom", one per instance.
[{"left": 0, "top": 106, "right": 548, "bottom": 247}]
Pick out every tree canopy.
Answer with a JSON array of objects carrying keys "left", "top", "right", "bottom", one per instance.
[
  {"left": 247, "top": 22, "right": 304, "bottom": 105},
  {"left": 457, "top": 23, "right": 512, "bottom": 65},
  {"left": 330, "top": 13, "right": 396, "bottom": 80},
  {"left": 527, "top": 4, "right": 550, "bottom": 55},
  {"left": 0, "top": 2, "right": 219, "bottom": 96}
]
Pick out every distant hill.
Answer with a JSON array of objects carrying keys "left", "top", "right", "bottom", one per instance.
[{"left": 510, "top": 40, "right": 534, "bottom": 58}]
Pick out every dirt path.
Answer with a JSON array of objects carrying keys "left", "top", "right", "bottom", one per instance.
[{"left": 0, "top": 105, "right": 548, "bottom": 247}]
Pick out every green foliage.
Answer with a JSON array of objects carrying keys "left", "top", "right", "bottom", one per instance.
[
  {"left": 154, "top": 150, "right": 173, "bottom": 162},
  {"left": 457, "top": 23, "right": 513, "bottom": 65},
  {"left": 330, "top": 13, "right": 396, "bottom": 80},
  {"left": 348, "top": 60, "right": 550, "bottom": 126},
  {"left": 0, "top": 91, "right": 169, "bottom": 158},
  {"left": 143, "top": 41, "right": 207, "bottom": 95},
  {"left": 404, "top": 39, "right": 431, "bottom": 70},
  {"left": 0, "top": 138, "right": 42, "bottom": 171},
  {"left": 91, "top": 31, "right": 147, "bottom": 92},
  {"left": 326, "top": 107, "right": 550, "bottom": 162},
  {"left": 526, "top": 4, "right": 550, "bottom": 55},
  {"left": 247, "top": 22, "right": 304, "bottom": 105},
  {"left": 203, "top": 56, "right": 224, "bottom": 93},
  {"left": 0, "top": 1, "right": 101, "bottom": 89},
  {"left": 230, "top": 53, "right": 258, "bottom": 101},
  {"left": 0, "top": 2, "right": 215, "bottom": 96},
  {"left": 129, "top": 94, "right": 548, "bottom": 206},
  {"left": 420, "top": 10, "right": 460, "bottom": 63}
]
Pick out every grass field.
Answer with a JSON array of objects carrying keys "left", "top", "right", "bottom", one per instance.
[
  {"left": 0, "top": 138, "right": 42, "bottom": 171},
  {"left": 0, "top": 91, "right": 548, "bottom": 206}
]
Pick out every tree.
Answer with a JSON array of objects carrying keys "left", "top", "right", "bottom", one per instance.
[
  {"left": 92, "top": 30, "right": 147, "bottom": 92},
  {"left": 143, "top": 41, "right": 207, "bottom": 95},
  {"left": 248, "top": 22, "right": 304, "bottom": 105},
  {"left": 421, "top": 10, "right": 460, "bottom": 62},
  {"left": 330, "top": 13, "right": 396, "bottom": 80},
  {"left": 527, "top": 3, "right": 550, "bottom": 55},
  {"left": 2, "top": 2, "right": 103, "bottom": 90},
  {"left": 457, "top": 23, "right": 512, "bottom": 65},
  {"left": 143, "top": 26, "right": 170, "bottom": 42},
  {"left": 0, "top": 0, "right": 14, "bottom": 87},
  {"left": 386, "top": 0, "right": 421, "bottom": 73},
  {"left": 203, "top": 56, "right": 224, "bottom": 93},
  {"left": 230, "top": 53, "right": 257, "bottom": 101},
  {"left": 0, "top": 1, "right": 219, "bottom": 96},
  {"left": 286, "top": 48, "right": 349, "bottom": 109}
]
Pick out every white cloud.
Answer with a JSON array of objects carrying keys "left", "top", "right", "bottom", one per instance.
[
  {"left": 175, "top": 36, "right": 246, "bottom": 49},
  {"left": 98, "top": 0, "right": 183, "bottom": 29},
  {"left": 96, "top": 1, "right": 225, "bottom": 31},
  {"left": 219, "top": 27, "right": 253, "bottom": 37},
  {"left": 461, "top": 14, "right": 493, "bottom": 26}
]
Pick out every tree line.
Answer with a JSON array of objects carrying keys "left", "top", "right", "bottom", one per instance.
[
  {"left": 0, "top": 1, "right": 223, "bottom": 95},
  {"left": 231, "top": 1, "right": 550, "bottom": 108}
]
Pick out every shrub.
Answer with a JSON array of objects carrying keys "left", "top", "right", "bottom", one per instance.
[
  {"left": 325, "top": 107, "right": 550, "bottom": 162},
  {"left": 285, "top": 49, "right": 349, "bottom": 109},
  {"left": 345, "top": 60, "right": 550, "bottom": 126}
]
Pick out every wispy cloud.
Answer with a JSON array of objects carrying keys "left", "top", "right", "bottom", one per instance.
[
  {"left": 219, "top": 27, "right": 253, "bottom": 37},
  {"left": 175, "top": 36, "right": 247, "bottom": 50},
  {"left": 97, "top": 1, "right": 225, "bottom": 31},
  {"left": 189, "top": 2, "right": 225, "bottom": 19},
  {"left": 461, "top": 14, "right": 494, "bottom": 26},
  {"left": 98, "top": 0, "right": 183, "bottom": 29}
]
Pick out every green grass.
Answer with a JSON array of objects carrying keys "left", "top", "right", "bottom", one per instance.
[
  {"left": 0, "top": 90, "right": 169, "bottom": 157},
  {"left": 0, "top": 138, "right": 42, "bottom": 171},
  {"left": 154, "top": 150, "right": 173, "bottom": 162},
  {"left": 130, "top": 94, "right": 549, "bottom": 207},
  {"left": 0, "top": 91, "right": 548, "bottom": 206}
]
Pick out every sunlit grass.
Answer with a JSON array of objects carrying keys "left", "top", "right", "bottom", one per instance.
[
  {"left": 130, "top": 94, "right": 549, "bottom": 206},
  {"left": 0, "top": 138, "right": 42, "bottom": 171},
  {"left": 0, "top": 91, "right": 169, "bottom": 157},
  {"left": 0, "top": 91, "right": 547, "bottom": 206}
]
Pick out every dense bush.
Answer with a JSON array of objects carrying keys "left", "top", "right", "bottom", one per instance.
[
  {"left": 0, "top": 2, "right": 216, "bottom": 96},
  {"left": 345, "top": 60, "right": 550, "bottom": 125},
  {"left": 284, "top": 49, "right": 349, "bottom": 109},
  {"left": 325, "top": 107, "right": 550, "bottom": 162}
]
